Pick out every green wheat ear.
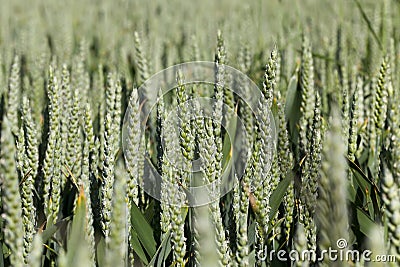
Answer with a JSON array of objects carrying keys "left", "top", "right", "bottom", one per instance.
[
  {"left": 366, "top": 226, "right": 387, "bottom": 267},
  {"left": 125, "top": 87, "right": 140, "bottom": 203},
  {"left": 125, "top": 88, "right": 141, "bottom": 266},
  {"left": 42, "top": 65, "right": 62, "bottom": 222},
  {"left": 28, "top": 233, "right": 43, "bottom": 267},
  {"left": 196, "top": 195, "right": 219, "bottom": 267},
  {"left": 65, "top": 87, "right": 82, "bottom": 187},
  {"left": 162, "top": 119, "right": 187, "bottom": 266},
  {"left": 198, "top": 114, "right": 231, "bottom": 266},
  {"left": 59, "top": 64, "right": 71, "bottom": 189},
  {"left": 299, "top": 90, "right": 322, "bottom": 252},
  {"left": 251, "top": 48, "right": 278, "bottom": 266},
  {"left": 340, "top": 63, "right": 350, "bottom": 149},
  {"left": 104, "top": 72, "right": 121, "bottom": 156},
  {"left": 112, "top": 79, "right": 122, "bottom": 154},
  {"left": 371, "top": 56, "right": 389, "bottom": 180},
  {"left": 216, "top": 30, "right": 235, "bottom": 116},
  {"left": 7, "top": 54, "right": 21, "bottom": 135},
  {"left": 317, "top": 107, "right": 350, "bottom": 267},
  {"left": 348, "top": 77, "right": 362, "bottom": 162},
  {"left": 107, "top": 162, "right": 128, "bottom": 267},
  {"left": 294, "top": 223, "right": 310, "bottom": 267},
  {"left": 59, "top": 189, "right": 92, "bottom": 267},
  {"left": 176, "top": 70, "right": 195, "bottom": 170},
  {"left": 101, "top": 113, "right": 115, "bottom": 238},
  {"left": 373, "top": 57, "right": 389, "bottom": 135},
  {"left": 299, "top": 36, "right": 315, "bottom": 157},
  {"left": 213, "top": 30, "right": 226, "bottom": 180},
  {"left": 233, "top": 172, "right": 249, "bottom": 266},
  {"left": 0, "top": 118, "right": 24, "bottom": 267},
  {"left": 388, "top": 91, "right": 400, "bottom": 188},
  {"left": 17, "top": 104, "right": 36, "bottom": 264},
  {"left": 276, "top": 93, "right": 295, "bottom": 241},
  {"left": 381, "top": 165, "right": 400, "bottom": 260},
  {"left": 134, "top": 31, "right": 149, "bottom": 86},
  {"left": 81, "top": 103, "right": 96, "bottom": 265},
  {"left": 261, "top": 47, "right": 278, "bottom": 107},
  {"left": 190, "top": 35, "right": 200, "bottom": 62}
]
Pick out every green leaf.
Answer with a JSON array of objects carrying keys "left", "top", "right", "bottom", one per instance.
[
  {"left": 64, "top": 190, "right": 91, "bottom": 266},
  {"left": 131, "top": 202, "right": 157, "bottom": 258},
  {"left": 220, "top": 111, "right": 238, "bottom": 193},
  {"left": 268, "top": 168, "right": 294, "bottom": 221},
  {"left": 0, "top": 241, "right": 3, "bottom": 267},
  {"left": 284, "top": 70, "right": 301, "bottom": 149},
  {"left": 248, "top": 220, "right": 256, "bottom": 246},
  {"left": 41, "top": 216, "right": 72, "bottom": 243},
  {"left": 353, "top": 0, "right": 383, "bottom": 51},
  {"left": 148, "top": 230, "right": 172, "bottom": 267},
  {"left": 96, "top": 237, "right": 106, "bottom": 267},
  {"left": 144, "top": 200, "right": 156, "bottom": 224},
  {"left": 347, "top": 157, "right": 378, "bottom": 191},
  {"left": 181, "top": 206, "right": 189, "bottom": 219},
  {"left": 267, "top": 217, "right": 285, "bottom": 239},
  {"left": 347, "top": 157, "right": 381, "bottom": 219},
  {"left": 356, "top": 207, "right": 378, "bottom": 237},
  {"left": 130, "top": 229, "right": 149, "bottom": 265},
  {"left": 222, "top": 108, "right": 238, "bottom": 170},
  {"left": 248, "top": 249, "right": 255, "bottom": 266}
]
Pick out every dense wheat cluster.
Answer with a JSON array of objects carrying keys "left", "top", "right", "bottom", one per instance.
[{"left": 0, "top": 0, "right": 399, "bottom": 266}]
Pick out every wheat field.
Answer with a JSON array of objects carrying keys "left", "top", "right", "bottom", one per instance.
[{"left": 0, "top": 0, "right": 399, "bottom": 266}]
